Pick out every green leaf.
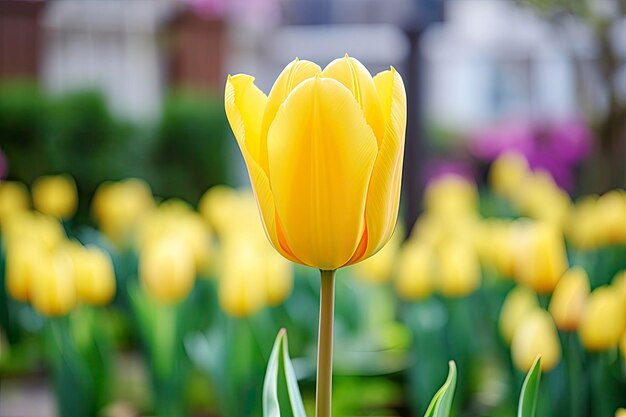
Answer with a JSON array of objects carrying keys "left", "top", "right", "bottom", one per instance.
[
  {"left": 263, "top": 329, "right": 307, "bottom": 417},
  {"left": 518, "top": 356, "right": 542, "bottom": 417},
  {"left": 423, "top": 361, "right": 457, "bottom": 417}
]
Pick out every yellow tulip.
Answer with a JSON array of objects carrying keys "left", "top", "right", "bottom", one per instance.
[
  {"left": 514, "top": 221, "right": 568, "bottom": 293},
  {"left": 516, "top": 171, "right": 570, "bottom": 229},
  {"left": 596, "top": 190, "right": 626, "bottom": 245},
  {"left": 218, "top": 237, "right": 267, "bottom": 317},
  {"left": 548, "top": 267, "right": 590, "bottom": 331},
  {"left": 0, "top": 181, "right": 29, "bottom": 227},
  {"left": 137, "top": 199, "right": 213, "bottom": 272},
  {"left": 436, "top": 239, "right": 480, "bottom": 297},
  {"left": 394, "top": 239, "right": 434, "bottom": 300},
  {"left": 264, "top": 249, "right": 293, "bottom": 306},
  {"left": 2, "top": 211, "right": 65, "bottom": 252},
  {"left": 31, "top": 175, "right": 77, "bottom": 219},
  {"left": 617, "top": 408, "right": 626, "bottom": 417},
  {"left": 5, "top": 239, "right": 47, "bottom": 301},
  {"left": 489, "top": 152, "right": 529, "bottom": 199},
  {"left": 499, "top": 286, "right": 539, "bottom": 344},
  {"left": 353, "top": 227, "right": 402, "bottom": 284},
  {"left": 92, "top": 179, "right": 155, "bottom": 247},
  {"left": 68, "top": 243, "right": 116, "bottom": 306},
  {"left": 139, "top": 235, "right": 196, "bottom": 305},
  {"left": 579, "top": 286, "right": 626, "bottom": 351},
  {"left": 30, "top": 249, "right": 76, "bottom": 317},
  {"left": 225, "top": 56, "right": 406, "bottom": 270},
  {"left": 424, "top": 175, "right": 478, "bottom": 222},
  {"left": 567, "top": 195, "right": 601, "bottom": 250},
  {"left": 511, "top": 308, "right": 561, "bottom": 372}
]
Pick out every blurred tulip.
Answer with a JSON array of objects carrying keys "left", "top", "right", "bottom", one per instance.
[
  {"left": 32, "top": 175, "right": 77, "bottom": 219},
  {"left": 424, "top": 175, "right": 478, "bottom": 222},
  {"left": 515, "top": 221, "right": 568, "bottom": 293},
  {"left": 225, "top": 56, "right": 406, "bottom": 270},
  {"left": 567, "top": 195, "right": 601, "bottom": 250},
  {"left": 617, "top": 408, "right": 626, "bottom": 417},
  {"left": 5, "top": 239, "right": 47, "bottom": 301},
  {"left": 218, "top": 237, "right": 267, "bottom": 317},
  {"left": 139, "top": 235, "right": 196, "bottom": 305},
  {"left": 137, "top": 200, "right": 213, "bottom": 272},
  {"left": 264, "top": 249, "right": 293, "bottom": 305},
  {"left": 579, "top": 286, "right": 626, "bottom": 351},
  {"left": 595, "top": 190, "right": 626, "bottom": 245},
  {"left": 511, "top": 308, "right": 561, "bottom": 372},
  {"left": 30, "top": 249, "right": 76, "bottom": 317},
  {"left": 2, "top": 211, "right": 65, "bottom": 252},
  {"left": 68, "top": 243, "right": 116, "bottom": 306},
  {"left": 499, "top": 286, "right": 539, "bottom": 344},
  {"left": 436, "top": 239, "right": 480, "bottom": 297},
  {"left": 92, "top": 179, "right": 155, "bottom": 247},
  {"left": 0, "top": 181, "right": 29, "bottom": 227},
  {"left": 489, "top": 151, "right": 529, "bottom": 199},
  {"left": 353, "top": 227, "right": 402, "bottom": 284},
  {"left": 199, "top": 186, "right": 264, "bottom": 241},
  {"left": 549, "top": 267, "right": 590, "bottom": 331},
  {"left": 516, "top": 170, "right": 570, "bottom": 229},
  {"left": 394, "top": 239, "right": 434, "bottom": 300}
]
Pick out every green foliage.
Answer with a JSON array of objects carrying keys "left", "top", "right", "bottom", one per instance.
[
  {"left": 518, "top": 357, "right": 542, "bottom": 417},
  {"left": 424, "top": 361, "right": 457, "bottom": 417},
  {"left": 152, "top": 90, "right": 230, "bottom": 204}
]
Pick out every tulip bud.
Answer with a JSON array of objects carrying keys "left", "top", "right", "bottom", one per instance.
[
  {"left": 424, "top": 175, "right": 478, "bottom": 222},
  {"left": 567, "top": 196, "right": 601, "bottom": 250},
  {"left": 394, "top": 239, "right": 434, "bottom": 300},
  {"left": 515, "top": 221, "right": 568, "bottom": 293},
  {"left": 68, "top": 243, "right": 116, "bottom": 306},
  {"left": 353, "top": 228, "right": 401, "bottom": 284},
  {"left": 5, "top": 239, "right": 47, "bottom": 301},
  {"left": 579, "top": 286, "right": 626, "bottom": 351},
  {"left": 517, "top": 171, "right": 570, "bottom": 229},
  {"left": 139, "top": 236, "right": 196, "bottom": 305},
  {"left": 511, "top": 309, "right": 561, "bottom": 372},
  {"left": 489, "top": 152, "right": 529, "bottom": 199},
  {"left": 92, "top": 179, "right": 155, "bottom": 247},
  {"left": 0, "top": 181, "right": 29, "bottom": 227},
  {"left": 616, "top": 408, "right": 626, "bottom": 417},
  {"left": 32, "top": 175, "right": 77, "bottom": 219},
  {"left": 30, "top": 249, "right": 76, "bottom": 317},
  {"left": 549, "top": 267, "right": 590, "bottom": 331},
  {"left": 499, "top": 286, "right": 539, "bottom": 344},
  {"left": 595, "top": 190, "right": 626, "bottom": 245},
  {"left": 264, "top": 249, "right": 293, "bottom": 305},
  {"left": 2, "top": 211, "right": 65, "bottom": 252},
  {"left": 436, "top": 239, "right": 480, "bottom": 297},
  {"left": 218, "top": 237, "right": 267, "bottom": 317}
]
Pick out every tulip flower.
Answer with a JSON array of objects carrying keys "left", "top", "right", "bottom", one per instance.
[
  {"left": 499, "top": 286, "right": 539, "bottom": 344},
  {"left": 617, "top": 408, "right": 626, "bottom": 417},
  {"left": 549, "top": 266, "right": 590, "bottom": 331},
  {"left": 595, "top": 190, "right": 626, "bottom": 245},
  {"left": 424, "top": 175, "right": 478, "bottom": 223},
  {"left": 489, "top": 151, "right": 529, "bottom": 199},
  {"left": 514, "top": 221, "right": 568, "bottom": 293},
  {"left": 436, "top": 239, "right": 480, "bottom": 297},
  {"left": 579, "top": 286, "right": 626, "bottom": 351},
  {"left": 264, "top": 249, "right": 293, "bottom": 306},
  {"left": 395, "top": 239, "right": 434, "bottom": 300},
  {"left": 68, "top": 243, "right": 116, "bottom": 306},
  {"left": 0, "top": 181, "right": 29, "bottom": 227},
  {"left": 511, "top": 309, "right": 561, "bottom": 372},
  {"left": 567, "top": 195, "right": 601, "bottom": 250},
  {"left": 92, "top": 179, "right": 155, "bottom": 247},
  {"left": 2, "top": 211, "right": 65, "bottom": 252},
  {"left": 5, "top": 239, "right": 47, "bottom": 302},
  {"left": 225, "top": 56, "right": 406, "bottom": 417},
  {"left": 353, "top": 227, "right": 401, "bottom": 284},
  {"left": 139, "top": 235, "right": 196, "bottom": 305},
  {"left": 32, "top": 175, "right": 78, "bottom": 219},
  {"left": 30, "top": 249, "right": 76, "bottom": 317}
]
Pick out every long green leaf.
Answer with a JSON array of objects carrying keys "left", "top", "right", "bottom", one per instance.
[
  {"left": 518, "top": 356, "right": 542, "bottom": 417},
  {"left": 423, "top": 361, "right": 457, "bottom": 417},
  {"left": 263, "top": 329, "right": 307, "bottom": 417}
]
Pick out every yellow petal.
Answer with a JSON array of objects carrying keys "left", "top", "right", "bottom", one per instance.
[
  {"left": 267, "top": 76, "right": 378, "bottom": 269},
  {"left": 347, "top": 67, "right": 406, "bottom": 264},
  {"left": 225, "top": 75, "right": 301, "bottom": 263},
  {"left": 321, "top": 55, "right": 386, "bottom": 145},
  {"left": 259, "top": 58, "right": 321, "bottom": 174}
]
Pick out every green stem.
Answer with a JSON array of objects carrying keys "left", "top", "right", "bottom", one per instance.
[{"left": 316, "top": 270, "right": 336, "bottom": 417}]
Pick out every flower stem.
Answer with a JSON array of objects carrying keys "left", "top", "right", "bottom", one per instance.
[{"left": 316, "top": 269, "right": 336, "bottom": 417}]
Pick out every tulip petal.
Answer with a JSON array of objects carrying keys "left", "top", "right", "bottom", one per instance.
[
  {"left": 347, "top": 67, "right": 406, "bottom": 265},
  {"left": 259, "top": 58, "right": 321, "bottom": 174},
  {"left": 225, "top": 75, "right": 301, "bottom": 263},
  {"left": 267, "top": 76, "right": 378, "bottom": 270},
  {"left": 321, "top": 55, "right": 386, "bottom": 146}
]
